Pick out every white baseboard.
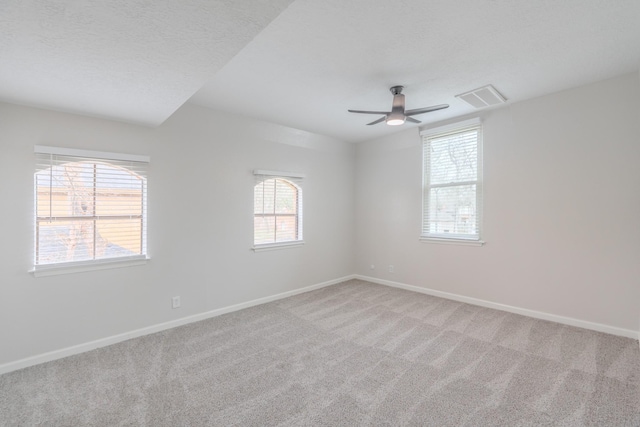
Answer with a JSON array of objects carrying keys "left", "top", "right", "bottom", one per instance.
[
  {"left": 0, "top": 275, "right": 355, "bottom": 375},
  {"left": 355, "top": 275, "right": 639, "bottom": 340},
  {"left": 2, "top": 273, "right": 636, "bottom": 375}
]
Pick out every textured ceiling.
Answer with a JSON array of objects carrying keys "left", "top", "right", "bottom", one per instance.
[
  {"left": 1, "top": 1, "right": 639, "bottom": 141},
  {"left": 0, "top": 0, "right": 294, "bottom": 126},
  {"left": 190, "top": 0, "right": 640, "bottom": 142}
]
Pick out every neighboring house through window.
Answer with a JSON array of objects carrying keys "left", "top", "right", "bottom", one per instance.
[
  {"left": 253, "top": 170, "right": 304, "bottom": 250},
  {"left": 421, "top": 118, "right": 483, "bottom": 244},
  {"left": 34, "top": 146, "right": 149, "bottom": 274}
]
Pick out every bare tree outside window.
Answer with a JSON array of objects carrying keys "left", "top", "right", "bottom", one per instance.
[{"left": 35, "top": 160, "right": 145, "bottom": 265}]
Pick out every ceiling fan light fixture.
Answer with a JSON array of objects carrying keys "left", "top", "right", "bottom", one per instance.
[
  {"left": 386, "top": 111, "right": 405, "bottom": 126},
  {"left": 386, "top": 117, "right": 405, "bottom": 126}
]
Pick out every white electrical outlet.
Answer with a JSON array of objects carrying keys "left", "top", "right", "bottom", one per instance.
[
  {"left": 388, "top": 265, "right": 394, "bottom": 273},
  {"left": 370, "top": 264, "right": 375, "bottom": 270},
  {"left": 172, "top": 296, "right": 181, "bottom": 309}
]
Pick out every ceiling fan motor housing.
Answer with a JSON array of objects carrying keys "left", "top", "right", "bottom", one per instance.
[
  {"left": 390, "top": 86, "right": 404, "bottom": 95},
  {"left": 387, "top": 86, "right": 406, "bottom": 125}
]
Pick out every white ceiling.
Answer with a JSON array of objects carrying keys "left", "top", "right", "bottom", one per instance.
[
  {"left": 0, "top": 0, "right": 294, "bottom": 126},
  {"left": 2, "top": 1, "right": 639, "bottom": 141}
]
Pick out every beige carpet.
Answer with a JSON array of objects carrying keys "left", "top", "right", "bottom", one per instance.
[{"left": 1, "top": 279, "right": 639, "bottom": 426}]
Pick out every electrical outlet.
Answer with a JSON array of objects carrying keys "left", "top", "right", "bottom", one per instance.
[
  {"left": 388, "top": 265, "right": 394, "bottom": 273},
  {"left": 172, "top": 296, "right": 181, "bottom": 309},
  {"left": 370, "top": 264, "right": 375, "bottom": 270}
]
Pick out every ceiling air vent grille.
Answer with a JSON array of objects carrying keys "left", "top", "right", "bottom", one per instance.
[{"left": 456, "top": 85, "right": 506, "bottom": 109}]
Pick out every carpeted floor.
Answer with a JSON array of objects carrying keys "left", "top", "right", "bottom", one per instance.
[{"left": 1, "top": 279, "right": 639, "bottom": 426}]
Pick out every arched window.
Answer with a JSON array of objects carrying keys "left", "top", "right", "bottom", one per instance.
[
  {"left": 253, "top": 172, "right": 303, "bottom": 248},
  {"left": 34, "top": 146, "right": 148, "bottom": 270}
]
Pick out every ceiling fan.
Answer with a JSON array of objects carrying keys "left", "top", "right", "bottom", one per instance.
[{"left": 348, "top": 86, "right": 449, "bottom": 126}]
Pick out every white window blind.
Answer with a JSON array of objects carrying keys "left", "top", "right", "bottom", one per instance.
[
  {"left": 253, "top": 170, "right": 303, "bottom": 248},
  {"left": 421, "top": 119, "right": 483, "bottom": 242},
  {"left": 34, "top": 146, "right": 149, "bottom": 269}
]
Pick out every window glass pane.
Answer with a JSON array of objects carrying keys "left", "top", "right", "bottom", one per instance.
[
  {"left": 429, "top": 130, "right": 477, "bottom": 185},
  {"left": 275, "top": 216, "right": 297, "bottom": 241},
  {"left": 275, "top": 179, "right": 297, "bottom": 214},
  {"left": 95, "top": 163, "right": 137, "bottom": 188},
  {"left": 428, "top": 184, "right": 477, "bottom": 235},
  {"left": 254, "top": 181, "right": 265, "bottom": 215},
  {"left": 96, "top": 219, "right": 141, "bottom": 256},
  {"left": 37, "top": 219, "right": 95, "bottom": 264},
  {"left": 261, "top": 179, "right": 276, "bottom": 214},
  {"left": 36, "top": 178, "right": 69, "bottom": 217},
  {"left": 61, "top": 163, "right": 94, "bottom": 217},
  {"left": 95, "top": 187, "right": 142, "bottom": 216},
  {"left": 95, "top": 191, "right": 142, "bottom": 216},
  {"left": 254, "top": 215, "right": 275, "bottom": 245}
]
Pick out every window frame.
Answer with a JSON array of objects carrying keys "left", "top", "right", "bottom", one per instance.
[
  {"left": 31, "top": 145, "right": 150, "bottom": 276},
  {"left": 252, "top": 170, "right": 304, "bottom": 252},
  {"left": 420, "top": 118, "right": 484, "bottom": 246}
]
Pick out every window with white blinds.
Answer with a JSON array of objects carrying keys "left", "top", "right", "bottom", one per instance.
[
  {"left": 421, "top": 119, "right": 483, "bottom": 243},
  {"left": 253, "top": 170, "right": 303, "bottom": 249},
  {"left": 34, "top": 146, "right": 149, "bottom": 271}
]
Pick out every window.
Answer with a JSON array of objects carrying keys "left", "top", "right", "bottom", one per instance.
[
  {"left": 34, "top": 146, "right": 149, "bottom": 274},
  {"left": 253, "top": 170, "right": 303, "bottom": 250},
  {"left": 421, "top": 119, "right": 483, "bottom": 244}
]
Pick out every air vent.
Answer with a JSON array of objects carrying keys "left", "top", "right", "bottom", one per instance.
[{"left": 456, "top": 85, "right": 506, "bottom": 109}]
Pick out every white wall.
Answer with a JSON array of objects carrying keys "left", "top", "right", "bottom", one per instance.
[
  {"left": 0, "top": 102, "right": 355, "bottom": 366},
  {"left": 355, "top": 73, "right": 640, "bottom": 332},
  {"left": 2, "top": 72, "right": 638, "bottom": 369}
]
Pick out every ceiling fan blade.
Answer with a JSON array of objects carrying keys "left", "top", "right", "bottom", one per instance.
[
  {"left": 348, "top": 109, "right": 390, "bottom": 115},
  {"left": 405, "top": 116, "right": 421, "bottom": 124},
  {"left": 366, "top": 116, "right": 386, "bottom": 125},
  {"left": 405, "top": 104, "right": 449, "bottom": 116}
]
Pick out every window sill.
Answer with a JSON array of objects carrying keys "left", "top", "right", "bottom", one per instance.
[
  {"left": 419, "top": 236, "right": 485, "bottom": 246},
  {"left": 30, "top": 256, "right": 149, "bottom": 277},
  {"left": 252, "top": 241, "right": 304, "bottom": 252}
]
